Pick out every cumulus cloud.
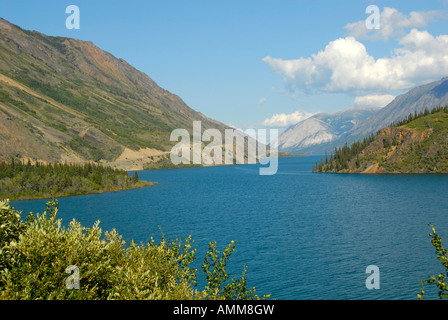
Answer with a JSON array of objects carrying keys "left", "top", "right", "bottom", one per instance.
[
  {"left": 262, "top": 110, "right": 315, "bottom": 127},
  {"left": 344, "top": 7, "right": 445, "bottom": 41},
  {"left": 262, "top": 28, "right": 448, "bottom": 95},
  {"left": 258, "top": 97, "right": 266, "bottom": 105},
  {"left": 353, "top": 94, "right": 395, "bottom": 108}
]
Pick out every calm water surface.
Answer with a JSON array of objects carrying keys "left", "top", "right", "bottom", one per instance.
[{"left": 12, "top": 156, "right": 448, "bottom": 300}]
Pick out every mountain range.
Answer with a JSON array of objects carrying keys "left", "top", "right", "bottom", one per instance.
[
  {"left": 2, "top": 17, "right": 448, "bottom": 168},
  {"left": 278, "top": 77, "right": 448, "bottom": 155},
  {"left": 314, "top": 106, "right": 448, "bottom": 174}
]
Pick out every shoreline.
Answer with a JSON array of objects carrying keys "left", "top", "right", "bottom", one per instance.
[
  {"left": 5, "top": 180, "right": 156, "bottom": 202},
  {"left": 5, "top": 154, "right": 307, "bottom": 201},
  {"left": 131, "top": 154, "right": 308, "bottom": 172}
]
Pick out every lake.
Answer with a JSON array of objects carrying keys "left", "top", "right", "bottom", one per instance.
[{"left": 11, "top": 156, "right": 448, "bottom": 300}]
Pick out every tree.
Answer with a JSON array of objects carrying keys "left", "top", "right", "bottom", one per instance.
[
  {"left": 0, "top": 159, "right": 151, "bottom": 200},
  {"left": 418, "top": 224, "right": 448, "bottom": 300}
]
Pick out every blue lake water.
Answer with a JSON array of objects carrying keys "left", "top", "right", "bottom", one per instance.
[{"left": 11, "top": 156, "right": 448, "bottom": 300}]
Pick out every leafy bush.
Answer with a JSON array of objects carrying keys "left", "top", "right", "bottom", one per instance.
[
  {"left": 418, "top": 224, "right": 448, "bottom": 300},
  {"left": 0, "top": 199, "right": 267, "bottom": 300}
]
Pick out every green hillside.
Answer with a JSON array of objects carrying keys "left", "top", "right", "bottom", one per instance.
[
  {"left": 0, "top": 18, "right": 228, "bottom": 168},
  {"left": 313, "top": 106, "right": 448, "bottom": 174}
]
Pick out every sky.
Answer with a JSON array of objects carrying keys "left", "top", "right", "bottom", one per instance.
[{"left": 1, "top": 0, "right": 448, "bottom": 131}]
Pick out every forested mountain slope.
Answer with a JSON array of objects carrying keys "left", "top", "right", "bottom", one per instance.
[{"left": 313, "top": 106, "right": 448, "bottom": 174}]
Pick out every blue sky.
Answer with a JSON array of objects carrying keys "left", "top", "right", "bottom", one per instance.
[{"left": 1, "top": 0, "right": 448, "bottom": 130}]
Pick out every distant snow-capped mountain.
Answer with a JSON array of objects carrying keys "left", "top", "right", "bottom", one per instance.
[{"left": 277, "top": 107, "right": 381, "bottom": 155}]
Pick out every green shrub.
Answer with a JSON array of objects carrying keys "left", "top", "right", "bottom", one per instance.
[
  {"left": 418, "top": 224, "right": 448, "bottom": 300},
  {"left": 0, "top": 199, "right": 267, "bottom": 300}
]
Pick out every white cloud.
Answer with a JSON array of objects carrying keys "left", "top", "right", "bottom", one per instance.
[
  {"left": 262, "top": 29, "right": 448, "bottom": 95},
  {"left": 344, "top": 7, "right": 445, "bottom": 41},
  {"left": 262, "top": 110, "right": 315, "bottom": 127},
  {"left": 353, "top": 94, "right": 395, "bottom": 108},
  {"left": 258, "top": 97, "right": 266, "bottom": 105}
]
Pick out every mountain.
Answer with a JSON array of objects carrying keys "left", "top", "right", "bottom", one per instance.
[
  {"left": 0, "top": 18, "right": 231, "bottom": 169},
  {"left": 277, "top": 107, "right": 380, "bottom": 155},
  {"left": 278, "top": 77, "right": 448, "bottom": 155},
  {"left": 314, "top": 106, "right": 448, "bottom": 173},
  {"left": 351, "top": 77, "right": 448, "bottom": 137}
]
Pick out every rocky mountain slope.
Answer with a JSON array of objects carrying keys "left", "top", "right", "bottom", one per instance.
[
  {"left": 314, "top": 107, "right": 448, "bottom": 174},
  {"left": 278, "top": 77, "right": 448, "bottom": 155},
  {"left": 351, "top": 77, "right": 448, "bottom": 137},
  {"left": 277, "top": 107, "right": 380, "bottom": 155},
  {"left": 0, "top": 18, "right": 231, "bottom": 169}
]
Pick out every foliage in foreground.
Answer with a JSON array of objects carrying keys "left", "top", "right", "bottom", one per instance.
[
  {"left": 418, "top": 224, "right": 448, "bottom": 300},
  {"left": 0, "top": 199, "right": 267, "bottom": 300}
]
